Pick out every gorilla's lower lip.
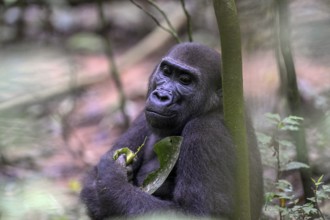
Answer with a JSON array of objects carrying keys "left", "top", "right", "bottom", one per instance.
[{"left": 146, "top": 110, "right": 176, "bottom": 118}]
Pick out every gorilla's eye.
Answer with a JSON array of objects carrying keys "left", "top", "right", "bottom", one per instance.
[
  {"left": 162, "top": 65, "right": 171, "bottom": 76},
  {"left": 178, "top": 74, "right": 192, "bottom": 85}
]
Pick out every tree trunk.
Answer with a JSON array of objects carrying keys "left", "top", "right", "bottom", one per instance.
[
  {"left": 276, "top": 0, "right": 314, "bottom": 201},
  {"left": 213, "top": 1, "right": 251, "bottom": 219}
]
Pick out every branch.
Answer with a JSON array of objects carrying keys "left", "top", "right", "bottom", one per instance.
[
  {"left": 179, "top": 0, "right": 193, "bottom": 42},
  {"left": 96, "top": 0, "right": 130, "bottom": 128},
  {"left": 130, "top": 0, "right": 181, "bottom": 43}
]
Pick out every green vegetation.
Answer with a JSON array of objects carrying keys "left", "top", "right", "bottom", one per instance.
[{"left": 258, "top": 114, "right": 330, "bottom": 219}]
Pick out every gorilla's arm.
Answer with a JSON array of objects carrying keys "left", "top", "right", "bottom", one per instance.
[
  {"left": 80, "top": 113, "right": 152, "bottom": 219},
  {"left": 81, "top": 113, "right": 235, "bottom": 219},
  {"left": 94, "top": 153, "right": 177, "bottom": 217},
  {"left": 173, "top": 114, "right": 236, "bottom": 217}
]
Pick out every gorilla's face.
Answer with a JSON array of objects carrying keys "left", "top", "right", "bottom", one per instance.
[
  {"left": 145, "top": 43, "right": 222, "bottom": 134},
  {"left": 145, "top": 57, "right": 199, "bottom": 131}
]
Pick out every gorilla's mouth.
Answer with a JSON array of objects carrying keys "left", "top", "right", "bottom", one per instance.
[{"left": 145, "top": 109, "right": 176, "bottom": 119}]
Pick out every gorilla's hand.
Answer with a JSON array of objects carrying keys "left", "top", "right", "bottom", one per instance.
[
  {"left": 97, "top": 153, "right": 128, "bottom": 184},
  {"left": 96, "top": 151, "right": 136, "bottom": 193},
  {"left": 112, "top": 154, "right": 134, "bottom": 183},
  {"left": 115, "top": 154, "right": 127, "bottom": 167}
]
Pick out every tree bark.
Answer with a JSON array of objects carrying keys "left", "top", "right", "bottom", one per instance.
[{"left": 213, "top": 1, "right": 251, "bottom": 219}]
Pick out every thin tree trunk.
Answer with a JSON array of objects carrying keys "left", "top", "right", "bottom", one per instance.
[
  {"left": 276, "top": 0, "right": 314, "bottom": 201},
  {"left": 213, "top": 1, "right": 251, "bottom": 219}
]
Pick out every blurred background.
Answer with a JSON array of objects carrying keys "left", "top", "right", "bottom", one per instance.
[{"left": 0, "top": 0, "right": 330, "bottom": 219}]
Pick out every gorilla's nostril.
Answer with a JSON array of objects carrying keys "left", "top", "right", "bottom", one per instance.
[
  {"left": 160, "top": 95, "right": 169, "bottom": 101},
  {"left": 153, "top": 91, "right": 171, "bottom": 102}
]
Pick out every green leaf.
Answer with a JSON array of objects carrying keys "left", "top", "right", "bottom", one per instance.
[
  {"left": 141, "top": 136, "right": 183, "bottom": 194},
  {"left": 322, "top": 184, "right": 330, "bottom": 193},
  {"left": 280, "top": 116, "right": 304, "bottom": 131},
  {"left": 278, "top": 140, "right": 294, "bottom": 148},
  {"left": 256, "top": 132, "right": 272, "bottom": 146},
  {"left": 113, "top": 147, "right": 136, "bottom": 165},
  {"left": 285, "top": 115, "right": 304, "bottom": 122},
  {"left": 280, "top": 125, "right": 300, "bottom": 131},
  {"left": 301, "top": 204, "right": 318, "bottom": 215},
  {"left": 265, "top": 192, "right": 276, "bottom": 201},
  {"left": 276, "top": 179, "right": 293, "bottom": 192},
  {"left": 281, "top": 161, "right": 310, "bottom": 171},
  {"left": 113, "top": 137, "right": 147, "bottom": 165},
  {"left": 265, "top": 113, "right": 281, "bottom": 125},
  {"left": 317, "top": 175, "right": 324, "bottom": 184}
]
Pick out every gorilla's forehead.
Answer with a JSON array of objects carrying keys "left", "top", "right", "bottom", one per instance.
[
  {"left": 161, "top": 57, "right": 201, "bottom": 75},
  {"left": 163, "top": 43, "right": 221, "bottom": 78}
]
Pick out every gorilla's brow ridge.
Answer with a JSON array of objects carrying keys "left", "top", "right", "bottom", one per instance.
[{"left": 161, "top": 57, "right": 201, "bottom": 76}]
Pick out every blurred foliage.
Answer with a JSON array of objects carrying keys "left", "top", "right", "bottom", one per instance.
[
  {"left": 66, "top": 32, "right": 106, "bottom": 53},
  {"left": 3, "top": 0, "right": 17, "bottom": 5},
  {"left": 265, "top": 176, "right": 330, "bottom": 219},
  {"left": 0, "top": 179, "right": 87, "bottom": 220},
  {"left": 257, "top": 114, "right": 306, "bottom": 170},
  {"left": 0, "top": 110, "right": 86, "bottom": 219},
  {"left": 258, "top": 114, "right": 330, "bottom": 219},
  {"left": 0, "top": 110, "right": 53, "bottom": 153},
  {"left": 1, "top": 0, "right": 330, "bottom": 60}
]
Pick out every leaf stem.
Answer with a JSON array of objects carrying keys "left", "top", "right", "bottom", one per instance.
[{"left": 134, "top": 136, "right": 148, "bottom": 157}]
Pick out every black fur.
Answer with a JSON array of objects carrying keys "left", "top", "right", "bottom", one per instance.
[{"left": 80, "top": 43, "right": 263, "bottom": 219}]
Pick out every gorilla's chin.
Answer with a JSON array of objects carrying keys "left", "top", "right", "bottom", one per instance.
[{"left": 145, "top": 110, "right": 178, "bottom": 130}]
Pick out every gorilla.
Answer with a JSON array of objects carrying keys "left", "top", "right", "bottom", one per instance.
[{"left": 80, "top": 42, "right": 263, "bottom": 219}]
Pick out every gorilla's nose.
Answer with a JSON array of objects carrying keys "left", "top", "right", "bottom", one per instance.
[{"left": 151, "top": 90, "right": 173, "bottom": 106}]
